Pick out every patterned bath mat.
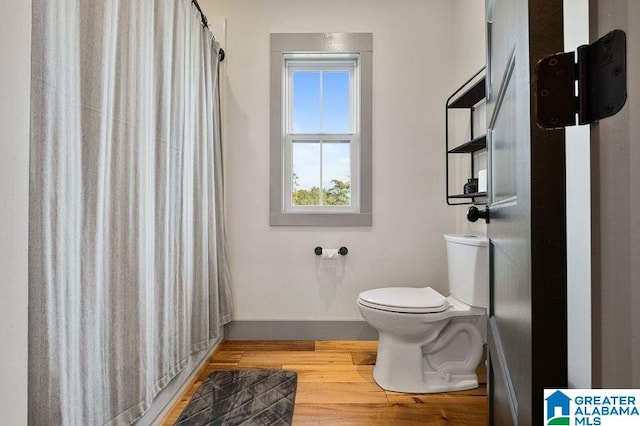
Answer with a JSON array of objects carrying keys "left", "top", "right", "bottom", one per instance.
[{"left": 174, "top": 370, "right": 297, "bottom": 425}]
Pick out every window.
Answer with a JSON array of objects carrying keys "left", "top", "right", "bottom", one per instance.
[
  {"left": 270, "top": 33, "right": 372, "bottom": 226},
  {"left": 285, "top": 55, "right": 358, "bottom": 212}
]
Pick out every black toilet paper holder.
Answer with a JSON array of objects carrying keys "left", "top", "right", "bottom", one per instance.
[{"left": 314, "top": 246, "right": 348, "bottom": 256}]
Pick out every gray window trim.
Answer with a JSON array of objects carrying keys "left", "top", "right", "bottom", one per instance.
[{"left": 270, "top": 33, "right": 373, "bottom": 226}]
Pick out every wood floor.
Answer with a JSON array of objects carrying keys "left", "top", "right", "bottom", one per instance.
[{"left": 161, "top": 340, "right": 487, "bottom": 425}]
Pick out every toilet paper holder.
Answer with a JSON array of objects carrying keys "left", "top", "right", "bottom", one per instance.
[{"left": 314, "top": 246, "right": 348, "bottom": 256}]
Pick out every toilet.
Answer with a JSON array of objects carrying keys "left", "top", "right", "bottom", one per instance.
[{"left": 357, "top": 234, "right": 488, "bottom": 394}]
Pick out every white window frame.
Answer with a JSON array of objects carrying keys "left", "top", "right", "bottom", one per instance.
[
  {"left": 283, "top": 56, "right": 360, "bottom": 214},
  {"left": 270, "top": 33, "right": 373, "bottom": 226}
]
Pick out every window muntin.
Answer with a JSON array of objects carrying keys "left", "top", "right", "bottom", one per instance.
[{"left": 284, "top": 55, "right": 359, "bottom": 213}]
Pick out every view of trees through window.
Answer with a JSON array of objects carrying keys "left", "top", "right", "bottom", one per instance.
[{"left": 292, "top": 173, "right": 350, "bottom": 206}]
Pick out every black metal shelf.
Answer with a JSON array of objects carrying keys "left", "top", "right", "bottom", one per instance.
[
  {"left": 445, "top": 66, "right": 487, "bottom": 206},
  {"left": 449, "top": 192, "right": 488, "bottom": 206},
  {"left": 448, "top": 192, "right": 487, "bottom": 199},
  {"left": 448, "top": 134, "right": 487, "bottom": 154},
  {"left": 448, "top": 77, "right": 486, "bottom": 108}
]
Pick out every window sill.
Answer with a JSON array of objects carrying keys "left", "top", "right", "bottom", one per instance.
[{"left": 270, "top": 212, "right": 372, "bottom": 226}]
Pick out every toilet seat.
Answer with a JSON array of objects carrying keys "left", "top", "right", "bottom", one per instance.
[{"left": 357, "top": 287, "right": 449, "bottom": 314}]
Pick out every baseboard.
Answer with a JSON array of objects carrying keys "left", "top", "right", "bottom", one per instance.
[
  {"left": 224, "top": 320, "right": 378, "bottom": 341},
  {"left": 141, "top": 337, "right": 222, "bottom": 426}
]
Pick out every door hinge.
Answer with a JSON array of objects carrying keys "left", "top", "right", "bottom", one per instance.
[{"left": 535, "top": 30, "right": 627, "bottom": 129}]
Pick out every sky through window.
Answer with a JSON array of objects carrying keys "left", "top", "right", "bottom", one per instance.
[{"left": 291, "top": 69, "right": 351, "bottom": 190}]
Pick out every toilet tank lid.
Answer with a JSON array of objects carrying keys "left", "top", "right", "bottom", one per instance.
[
  {"left": 358, "top": 287, "right": 448, "bottom": 311},
  {"left": 444, "top": 234, "right": 488, "bottom": 247}
]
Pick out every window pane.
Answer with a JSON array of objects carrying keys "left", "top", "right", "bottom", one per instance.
[
  {"left": 322, "top": 71, "right": 350, "bottom": 133},
  {"left": 292, "top": 141, "right": 321, "bottom": 206},
  {"left": 292, "top": 72, "right": 320, "bottom": 133},
  {"left": 322, "top": 142, "right": 351, "bottom": 206}
]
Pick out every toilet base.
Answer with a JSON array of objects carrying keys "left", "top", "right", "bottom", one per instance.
[
  {"left": 373, "top": 367, "right": 479, "bottom": 394},
  {"left": 371, "top": 318, "right": 484, "bottom": 394}
]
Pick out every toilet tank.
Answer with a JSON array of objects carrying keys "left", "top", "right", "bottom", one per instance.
[{"left": 444, "top": 234, "right": 488, "bottom": 308}]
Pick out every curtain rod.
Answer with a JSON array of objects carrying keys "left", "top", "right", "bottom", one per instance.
[{"left": 191, "top": 0, "right": 226, "bottom": 62}]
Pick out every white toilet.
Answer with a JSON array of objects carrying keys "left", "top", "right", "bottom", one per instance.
[{"left": 357, "top": 234, "right": 488, "bottom": 394}]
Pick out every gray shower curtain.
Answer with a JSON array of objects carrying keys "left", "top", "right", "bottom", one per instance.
[{"left": 28, "top": 1, "right": 232, "bottom": 424}]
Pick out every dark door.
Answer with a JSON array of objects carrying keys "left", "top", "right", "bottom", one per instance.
[{"left": 485, "top": 0, "right": 567, "bottom": 424}]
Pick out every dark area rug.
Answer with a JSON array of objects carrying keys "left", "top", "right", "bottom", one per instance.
[{"left": 174, "top": 370, "right": 297, "bottom": 426}]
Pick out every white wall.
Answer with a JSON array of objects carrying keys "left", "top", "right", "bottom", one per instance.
[
  {"left": 202, "top": 0, "right": 458, "bottom": 320},
  {"left": 452, "top": 0, "right": 486, "bottom": 82},
  {"left": 629, "top": 0, "right": 640, "bottom": 387},
  {"left": 0, "top": 1, "right": 31, "bottom": 424},
  {"left": 564, "top": 0, "right": 591, "bottom": 389},
  {"left": 591, "top": 0, "right": 640, "bottom": 388},
  {"left": 451, "top": 0, "right": 487, "bottom": 236}
]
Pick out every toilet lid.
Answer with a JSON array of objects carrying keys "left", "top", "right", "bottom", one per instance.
[{"left": 358, "top": 287, "right": 449, "bottom": 314}]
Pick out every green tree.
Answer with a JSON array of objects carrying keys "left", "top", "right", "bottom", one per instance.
[
  {"left": 293, "top": 186, "right": 321, "bottom": 205},
  {"left": 292, "top": 173, "right": 320, "bottom": 205},
  {"left": 291, "top": 174, "right": 350, "bottom": 206},
  {"left": 323, "top": 179, "right": 350, "bottom": 205}
]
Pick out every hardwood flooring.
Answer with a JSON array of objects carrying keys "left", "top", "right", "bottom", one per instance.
[{"left": 161, "top": 340, "right": 487, "bottom": 425}]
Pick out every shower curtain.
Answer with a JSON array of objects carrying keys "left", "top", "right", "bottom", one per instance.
[{"left": 28, "top": 1, "right": 232, "bottom": 424}]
